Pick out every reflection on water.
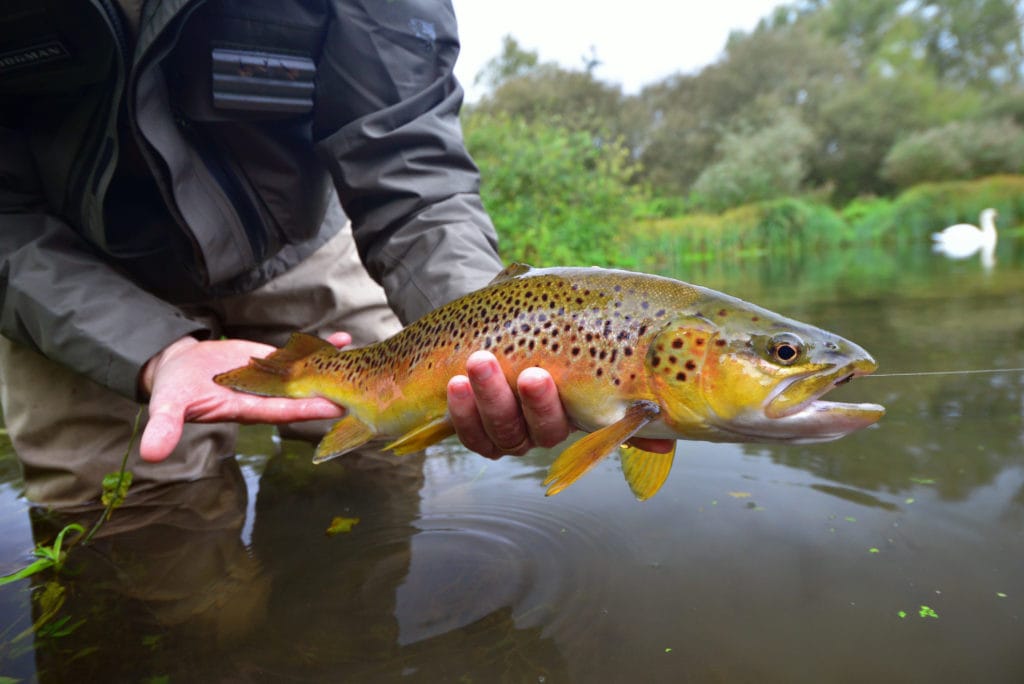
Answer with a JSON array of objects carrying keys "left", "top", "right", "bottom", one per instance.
[{"left": 1, "top": 241, "right": 1023, "bottom": 682}]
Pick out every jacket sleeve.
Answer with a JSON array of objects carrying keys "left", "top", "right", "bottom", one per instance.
[
  {"left": 313, "top": 0, "right": 503, "bottom": 325},
  {"left": 0, "top": 127, "right": 209, "bottom": 399}
]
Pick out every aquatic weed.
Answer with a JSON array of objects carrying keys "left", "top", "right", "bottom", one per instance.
[{"left": 0, "top": 409, "right": 142, "bottom": 585}]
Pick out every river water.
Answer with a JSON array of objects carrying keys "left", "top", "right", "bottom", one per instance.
[{"left": 1, "top": 238, "right": 1022, "bottom": 682}]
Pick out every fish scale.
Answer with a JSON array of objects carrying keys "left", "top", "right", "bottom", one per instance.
[{"left": 215, "top": 264, "right": 883, "bottom": 499}]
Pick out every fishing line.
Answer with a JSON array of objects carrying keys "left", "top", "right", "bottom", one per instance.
[{"left": 866, "top": 367, "right": 1024, "bottom": 378}]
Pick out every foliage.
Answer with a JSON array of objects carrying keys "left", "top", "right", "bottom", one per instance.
[
  {"left": 690, "top": 110, "right": 816, "bottom": 211},
  {"left": 882, "top": 118, "right": 1024, "bottom": 188},
  {"left": 0, "top": 524, "right": 84, "bottom": 586},
  {"left": 472, "top": 1, "right": 1024, "bottom": 206},
  {"left": 0, "top": 410, "right": 140, "bottom": 586},
  {"left": 882, "top": 174, "right": 1024, "bottom": 242},
  {"left": 473, "top": 35, "right": 540, "bottom": 93},
  {"left": 463, "top": 112, "right": 642, "bottom": 266},
  {"left": 636, "top": 21, "right": 852, "bottom": 197},
  {"left": 469, "top": 37, "right": 641, "bottom": 155},
  {"left": 617, "top": 175, "right": 1023, "bottom": 270}
]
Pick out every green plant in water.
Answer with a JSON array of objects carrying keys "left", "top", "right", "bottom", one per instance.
[{"left": 0, "top": 409, "right": 141, "bottom": 586}]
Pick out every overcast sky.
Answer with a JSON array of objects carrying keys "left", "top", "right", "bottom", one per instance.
[{"left": 452, "top": 1, "right": 786, "bottom": 101}]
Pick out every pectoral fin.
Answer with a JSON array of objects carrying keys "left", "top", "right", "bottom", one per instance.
[
  {"left": 384, "top": 416, "right": 456, "bottom": 456},
  {"left": 620, "top": 442, "right": 677, "bottom": 501},
  {"left": 543, "top": 401, "right": 661, "bottom": 497},
  {"left": 313, "top": 415, "right": 376, "bottom": 463}
]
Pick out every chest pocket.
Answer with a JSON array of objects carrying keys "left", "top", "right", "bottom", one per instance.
[
  {"left": 0, "top": 1, "right": 117, "bottom": 113},
  {"left": 163, "top": 0, "right": 327, "bottom": 123}
]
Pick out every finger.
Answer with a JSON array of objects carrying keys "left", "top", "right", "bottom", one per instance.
[
  {"left": 227, "top": 395, "right": 346, "bottom": 424},
  {"left": 465, "top": 351, "right": 531, "bottom": 455},
  {"left": 139, "top": 403, "right": 186, "bottom": 463},
  {"left": 325, "top": 332, "right": 353, "bottom": 349},
  {"left": 447, "top": 375, "right": 500, "bottom": 459},
  {"left": 516, "top": 367, "right": 571, "bottom": 448}
]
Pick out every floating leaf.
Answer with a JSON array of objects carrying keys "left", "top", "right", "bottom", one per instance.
[
  {"left": 844, "top": 516, "right": 857, "bottom": 523},
  {"left": 997, "top": 592, "right": 1008, "bottom": 599},
  {"left": 905, "top": 497, "right": 915, "bottom": 504},
  {"left": 897, "top": 610, "right": 907, "bottom": 619},
  {"left": 101, "top": 470, "right": 134, "bottom": 511},
  {"left": 326, "top": 516, "right": 360, "bottom": 536},
  {"left": 868, "top": 547, "right": 880, "bottom": 554},
  {"left": 909, "top": 477, "right": 935, "bottom": 485},
  {"left": 664, "top": 647, "right": 672, "bottom": 653},
  {"left": 919, "top": 605, "right": 939, "bottom": 619},
  {"left": 728, "top": 491, "right": 752, "bottom": 499}
]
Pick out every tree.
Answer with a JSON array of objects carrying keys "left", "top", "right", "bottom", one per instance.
[
  {"left": 473, "top": 35, "right": 540, "bottom": 93},
  {"left": 462, "top": 113, "right": 641, "bottom": 266},
  {"left": 690, "top": 110, "right": 816, "bottom": 211}
]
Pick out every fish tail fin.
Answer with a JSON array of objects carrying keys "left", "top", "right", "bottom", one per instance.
[
  {"left": 620, "top": 443, "right": 677, "bottom": 501},
  {"left": 214, "top": 332, "right": 335, "bottom": 398},
  {"left": 313, "top": 414, "right": 376, "bottom": 463},
  {"left": 385, "top": 416, "right": 456, "bottom": 455},
  {"left": 543, "top": 401, "right": 661, "bottom": 497}
]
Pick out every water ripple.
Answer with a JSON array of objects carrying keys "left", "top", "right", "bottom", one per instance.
[{"left": 395, "top": 492, "right": 636, "bottom": 650}]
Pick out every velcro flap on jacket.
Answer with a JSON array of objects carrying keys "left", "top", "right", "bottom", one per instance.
[{"left": 211, "top": 47, "right": 314, "bottom": 114}]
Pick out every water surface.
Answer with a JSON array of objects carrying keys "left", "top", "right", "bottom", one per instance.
[{"left": 1, "top": 239, "right": 1022, "bottom": 682}]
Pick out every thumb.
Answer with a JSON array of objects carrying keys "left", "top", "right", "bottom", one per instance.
[{"left": 139, "top": 403, "right": 186, "bottom": 463}]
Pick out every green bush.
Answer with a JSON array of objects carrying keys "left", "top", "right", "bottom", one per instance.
[
  {"left": 881, "top": 119, "right": 1024, "bottom": 189},
  {"left": 463, "top": 112, "right": 642, "bottom": 266},
  {"left": 884, "top": 174, "right": 1024, "bottom": 242},
  {"left": 689, "top": 111, "right": 815, "bottom": 212}
]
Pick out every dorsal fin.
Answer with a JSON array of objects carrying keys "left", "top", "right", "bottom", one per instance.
[{"left": 488, "top": 263, "right": 533, "bottom": 285}]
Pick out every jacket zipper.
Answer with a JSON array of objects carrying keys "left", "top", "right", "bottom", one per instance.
[{"left": 64, "top": 0, "right": 131, "bottom": 226}]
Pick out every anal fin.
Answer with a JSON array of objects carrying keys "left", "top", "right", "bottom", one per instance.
[
  {"left": 620, "top": 442, "right": 677, "bottom": 501},
  {"left": 543, "top": 401, "right": 661, "bottom": 497},
  {"left": 313, "top": 415, "right": 376, "bottom": 463},
  {"left": 384, "top": 416, "right": 456, "bottom": 456}
]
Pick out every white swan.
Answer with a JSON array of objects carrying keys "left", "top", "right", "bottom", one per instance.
[{"left": 931, "top": 208, "right": 998, "bottom": 260}]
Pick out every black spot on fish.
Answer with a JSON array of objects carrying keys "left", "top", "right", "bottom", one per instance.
[
  {"left": 685, "top": 360, "right": 697, "bottom": 370},
  {"left": 672, "top": 338, "right": 684, "bottom": 349},
  {"left": 676, "top": 372, "right": 687, "bottom": 382}
]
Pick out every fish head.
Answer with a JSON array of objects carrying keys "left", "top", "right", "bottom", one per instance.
[{"left": 649, "top": 297, "right": 884, "bottom": 443}]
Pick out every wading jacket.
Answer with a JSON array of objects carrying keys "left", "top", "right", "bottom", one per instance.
[{"left": 0, "top": 0, "right": 501, "bottom": 399}]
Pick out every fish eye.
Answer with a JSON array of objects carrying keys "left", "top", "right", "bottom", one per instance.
[{"left": 768, "top": 334, "right": 803, "bottom": 365}]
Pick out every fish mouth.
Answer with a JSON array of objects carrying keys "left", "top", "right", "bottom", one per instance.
[{"left": 746, "top": 358, "right": 885, "bottom": 442}]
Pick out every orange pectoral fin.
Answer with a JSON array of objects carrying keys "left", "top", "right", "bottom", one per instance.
[
  {"left": 384, "top": 416, "right": 456, "bottom": 456},
  {"left": 543, "top": 401, "right": 661, "bottom": 497},
  {"left": 620, "top": 442, "right": 677, "bottom": 501},
  {"left": 313, "top": 415, "right": 376, "bottom": 463}
]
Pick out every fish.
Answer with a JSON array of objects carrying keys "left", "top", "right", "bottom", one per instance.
[{"left": 214, "top": 264, "right": 884, "bottom": 500}]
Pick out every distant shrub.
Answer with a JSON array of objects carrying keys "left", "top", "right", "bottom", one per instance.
[
  {"left": 885, "top": 174, "right": 1024, "bottom": 242},
  {"left": 463, "top": 112, "right": 642, "bottom": 266},
  {"left": 689, "top": 111, "right": 815, "bottom": 212},
  {"left": 881, "top": 119, "right": 1024, "bottom": 189}
]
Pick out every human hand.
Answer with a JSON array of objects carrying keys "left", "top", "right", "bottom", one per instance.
[
  {"left": 446, "top": 350, "right": 674, "bottom": 459},
  {"left": 138, "top": 334, "right": 350, "bottom": 462}
]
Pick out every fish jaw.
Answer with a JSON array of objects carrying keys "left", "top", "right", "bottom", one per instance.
[{"left": 722, "top": 356, "right": 885, "bottom": 443}]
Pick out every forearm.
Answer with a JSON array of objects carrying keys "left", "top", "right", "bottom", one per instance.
[
  {"left": 314, "top": 0, "right": 502, "bottom": 323},
  {"left": 0, "top": 213, "right": 209, "bottom": 399}
]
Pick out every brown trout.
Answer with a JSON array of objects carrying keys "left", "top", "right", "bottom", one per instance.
[{"left": 215, "top": 265, "right": 884, "bottom": 499}]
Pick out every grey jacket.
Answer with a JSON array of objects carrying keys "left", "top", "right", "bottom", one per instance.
[{"left": 0, "top": 0, "right": 501, "bottom": 399}]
